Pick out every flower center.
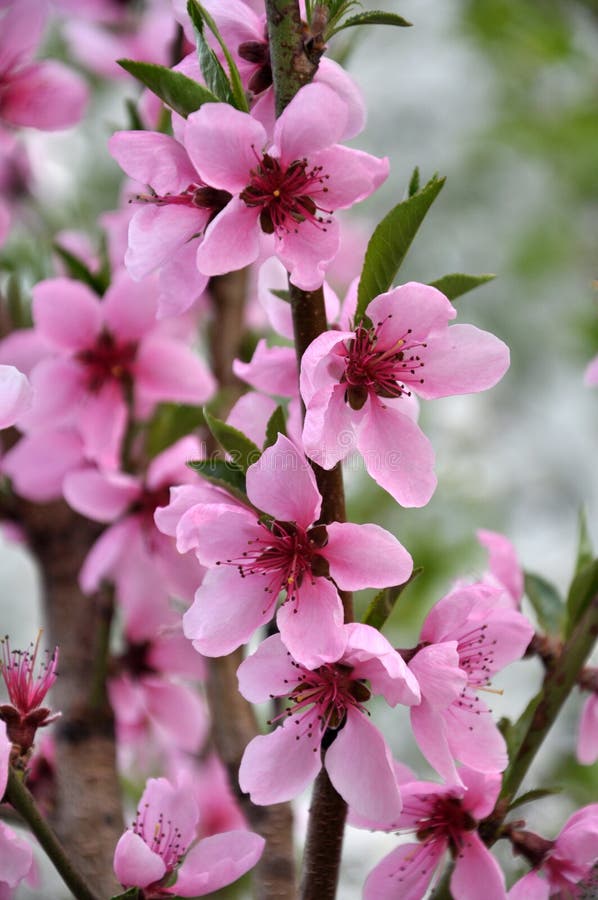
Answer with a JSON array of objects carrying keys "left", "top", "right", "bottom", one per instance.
[
  {"left": 133, "top": 183, "right": 232, "bottom": 222},
  {"left": 76, "top": 330, "right": 137, "bottom": 392},
  {"left": 215, "top": 521, "right": 329, "bottom": 614},
  {"left": 341, "top": 322, "right": 427, "bottom": 410},
  {"left": 412, "top": 795, "right": 477, "bottom": 851},
  {"left": 0, "top": 634, "right": 58, "bottom": 715},
  {"left": 270, "top": 659, "right": 371, "bottom": 750},
  {"left": 240, "top": 151, "right": 332, "bottom": 236},
  {"left": 132, "top": 804, "right": 186, "bottom": 874}
]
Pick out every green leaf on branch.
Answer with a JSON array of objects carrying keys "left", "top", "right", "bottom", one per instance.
[
  {"left": 204, "top": 409, "right": 261, "bottom": 473},
  {"left": 187, "top": 458, "right": 248, "bottom": 501},
  {"left": 117, "top": 59, "right": 220, "bottom": 117},
  {"left": 328, "top": 10, "right": 412, "bottom": 37},
  {"left": 508, "top": 786, "right": 561, "bottom": 811},
  {"left": 53, "top": 243, "right": 108, "bottom": 295},
  {"left": 271, "top": 288, "right": 291, "bottom": 303},
  {"left": 408, "top": 166, "right": 420, "bottom": 197},
  {"left": 429, "top": 272, "right": 496, "bottom": 302},
  {"left": 111, "top": 890, "right": 140, "bottom": 900},
  {"left": 187, "top": 1, "right": 249, "bottom": 111},
  {"left": 362, "top": 567, "right": 423, "bottom": 631},
  {"left": 575, "top": 507, "right": 593, "bottom": 575},
  {"left": 264, "top": 405, "right": 287, "bottom": 450},
  {"left": 565, "top": 557, "right": 598, "bottom": 638},
  {"left": 524, "top": 572, "right": 565, "bottom": 636},
  {"left": 146, "top": 403, "right": 206, "bottom": 458},
  {"left": 355, "top": 174, "right": 446, "bottom": 324}
]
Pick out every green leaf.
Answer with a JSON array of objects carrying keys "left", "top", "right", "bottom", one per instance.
[
  {"left": 524, "top": 572, "right": 565, "bottom": 636},
  {"left": 428, "top": 272, "right": 496, "bottom": 302},
  {"left": 501, "top": 690, "right": 542, "bottom": 772},
  {"left": 187, "top": 458, "right": 248, "bottom": 501},
  {"left": 408, "top": 166, "right": 420, "bottom": 197},
  {"left": 264, "top": 405, "right": 287, "bottom": 450},
  {"left": 565, "top": 557, "right": 598, "bottom": 637},
  {"left": 271, "top": 288, "right": 291, "bottom": 303},
  {"left": 124, "top": 97, "right": 144, "bottom": 131},
  {"left": 362, "top": 567, "right": 423, "bottom": 631},
  {"left": 575, "top": 508, "right": 593, "bottom": 575},
  {"left": 355, "top": 174, "right": 446, "bottom": 324},
  {"left": 117, "top": 59, "right": 220, "bottom": 117},
  {"left": 53, "top": 243, "right": 108, "bottom": 295},
  {"left": 328, "top": 10, "right": 412, "bottom": 37},
  {"left": 111, "top": 890, "right": 140, "bottom": 900},
  {"left": 145, "top": 403, "right": 206, "bottom": 458},
  {"left": 508, "top": 786, "right": 561, "bottom": 811},
  {"left": 188, "top": 1, "right": 249, "bottom": 112},
  {"left": 204, "top": 409, "right": 261, "bottom": 473}
]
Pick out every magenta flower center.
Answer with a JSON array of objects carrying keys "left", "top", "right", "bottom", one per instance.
[
  {"left": 456, "top": 623, "right": 497, "bottom": 686},
  {"left": 0, "top": 635, "right": 58, "bottom": 715},
  {"left": 271, "top": 660, "right": 371, "bottom": 749},
  {"left": 132, "top": 804, "right": 186, "bottom": 874},
  {"left": 76, "top": 330, "right": 137, "bottom": 392},
  {"left": 240, "top": 151, "right": 332, "bottom": 236},
  {"left": 341, "top": 322, "right": 427, "bottom": 410},
  {"left": 215, "top": 521, "right": 328, "bottom": 613}
]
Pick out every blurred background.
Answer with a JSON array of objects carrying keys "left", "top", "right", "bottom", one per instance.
[{"left": 1, "top": 0, "right": 597, "bottom": 895}]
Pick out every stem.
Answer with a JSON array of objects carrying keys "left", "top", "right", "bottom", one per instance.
[
  {"left": 265, "top": 6, "right": 352, "bottom": 897},
  {"left": 5, "top": 768, "right": 101, "bottom": 900},
  {"left": 482, "top": 593, "right": 598, "bottom": 843}
]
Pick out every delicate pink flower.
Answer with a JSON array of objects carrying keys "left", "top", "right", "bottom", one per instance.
[
  {"left": 508, "top": 805, "right": 598, "bottom": 899},
  {"left": 23, "top": 274, "right": 215, "bottom": 468},
  {"left": 585, "top": 355, "right": 598, "bottom": 386},
  {"left": 577, "top": 692, "right": 598, "bottom": 765},
  {"left": 0, "top": 0, "right": 88, "bottom": 130},
  {"left": 0, "top": 721, "right": 35, "bottom": 893},
  {"left": 113, "top": 777, "right": 264, "bottom": 897},
  {"left": 2, "top": 427, "right": 86, "bottom": 502},
  {"left": 238, "top": 624, "right": 419, "bottom": 824},
  {"left": 0, "top": 634, "right": 59, "bottom": 755},
  {"left": 185, "top": 81, "right": 388, "bottom": 290},
  {"left": 408, "top": 583, "right": 533, "bottom": 785},
  {"left": 179, "top": 434, "right": 413, "bottom": 667},
  {"left": 363, "top": 768, "right": 506, "bottom": 900},
  {"left": 301, "top": 282, "right": 510, "bottom": 506},
  {"left": 477, "top": 528, "right": 524, "bottom": 607},
  {"left": 0, "top": 364, "right": 32, "bottom": 429}
]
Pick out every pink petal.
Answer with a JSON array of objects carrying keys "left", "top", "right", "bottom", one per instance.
[
  {"left": 0, "top": 722, "right": 9, "bottom": 798},
  {"left": 185, "top": 103, "right": 267, "bottom": 192},
  {"left": 238, "top": 720, "right": 322, "bottom": 804},
  {"left": 0, "top": 0, "right": 47, "bottom": 74},
  {"left": 79, "top": 518, "right": 136, "bottom": 593},
  {"left": 158, "top": 240, "right": 209, "bottom": 318},
  {"left": 113, "top": 830, "right": 166, "bottom": 889},
  {"left": 276, "top": 576, "right": 345, "bottom": 669},
  {"left": 408, "top": 642, "right": 465, "bottom": 709},
  {"left": 315, "top": 59, "right": 365, "bottom": 140},
  {"left": 508, "top": 871, "right": 550, "bottom": 900},
  {"left": 175, "top": 831, "right": 265, "bottom": 897},
  {"left": 233, "top": 339, "right": 298, "bottom": 397},
  {"left": 0, "top": 365, "right": 32, "bottom": 428},
  {"left": 1, "top": 61, "right": 87, "bottom": 130},
  {"left": 79, "top": 381, "right": 127, "bottom": 468},
  {"left": 451, "top": 833, "right": 506, "bottom": 900},
  {"left": 175, "top": 503, "right": 258, "bottom": 558},
  {"left": 410, "top": 701, "right": 462, "bottom": 787},
  {"left": 0, "top": 821, "right": 34, "bottom": 889},
  {"left": 227, "top": 392, "right": 277, "bottom": 448},
  {"left": 237, "top": 633, "right": 302, "bottom": 703},
  {"left": 367, "top": 283, "right": 456, "bottom": 348},
  {"left": 273, "top": 83, "right": 348, "bottom": 161},
  {"left": 311, "top": 145, "right": 389, "bottom": 210},
  {"left": 342, "top": 623, "right": 420, "bottom": 707},
  {"left": 32, "top": 278, "right": 101, "bottom": 351},
  {"left": 63, "top": 469, "right": 140, "bottom": 523},
  {"left": 577, "top": 694, "right": 598, "bottom": 765},
  {"left": 460, "top": 768, "right": 503, "bottom": 820},
  {"left": 477, "top": 529, "right": 523, "bottom": 605},
  {"left": 324, "top": 521, "right": 413, "bottom": 590},
  {"left": 364, "top": 841, "right": 445, "bottom": 900},
  {"left": 145, "top": 435, "right": 200, "bottom": 491},
  {"left": 134, "top": 336, "right": 216, "bottom": 406},
  {"left": 326, "top": 709, "right": 402, "bottom": 826},
  {"left": 196, "top": 198, "right": 261, "bottom": 275},
  {"left": 125, "top": 204, "right": 205, "bottom": 281},
  {"left": 302, "top": 382, "right": 357, "bottom": 468},
  {"left": 357, "top": 403, "right": 437, "bottom": 507},
  {"left": 2, "top": 428, "right": 84, "bottom": 502},
  {"left": 108, "top": 131, "right": 199, "bottom": 194},
  {"left": 24, "top": 357, "right": 85, "bottom": 429},
  {"left": 584, "top": 355, "right": 598, "bottom": 386},
  {"left": 278, "top": 217, "right": 340, "bottom": 292},
  {"left": 183, "top": 567, "right": 272, "bottom": 656},
  {"left": 445, "top": 692, "right": 508, "bottom": 775},
  {"left": 246, "top": 434, "right": 321, "bottom": 528},
  {"left": 139, "top": 777, "right": 199, "bottom": 847},
  {"left": 144, "top": 678, "right": 207, "bottom": 753},
  {"left": 416, "top": 324, "right": 510, "bottom": 400},
  {"left": 102, "top": 269, "right": 158, "bottom": 339}
]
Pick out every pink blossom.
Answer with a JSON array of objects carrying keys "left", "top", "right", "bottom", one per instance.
[
  {"left": 477, "top": 528, "right": 524, "bottom": 607},
  {"left": 508, "top": 805, "right": 598, "bottom": 899},
  {"left": 185, "top": 82, "right": 388, "bottom": 290},
  {"left": 577, "top": 692, "right": 598, "bottom": 765},
  {"left": 585, "top": 355, "right": 598, "bottom": 386},
  {"left": 0, "top": 634, "right": 59, "bottom": 755},
  {"left": 238, "top": 624, "right": 419, "bottom": 825},
  {"left": 0, "top": 364, "right": 32, "bottom": 429},
  {"left": 23, "top": 274, "right": 215, "bottom": 468},
  {"left": 301, "top": 282, "right": 510, "bottom": 506},
  {"left": 179, "top": 434, "right": 413, "bottom": 667},
  {"left": 113, "top": 777, "right": 264, "bottom": 897},
  {"left": 0, "top": 0, "right": 88, "bottom": 130},
  {"left": 363, "top": 768, "right": 506, "bottom": 900},
  {"left": 408, "top": 583, "right": 533, "bottom": 785},
  {"left": 0, "top": 721, "right": 35, "bottom": 893}
]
